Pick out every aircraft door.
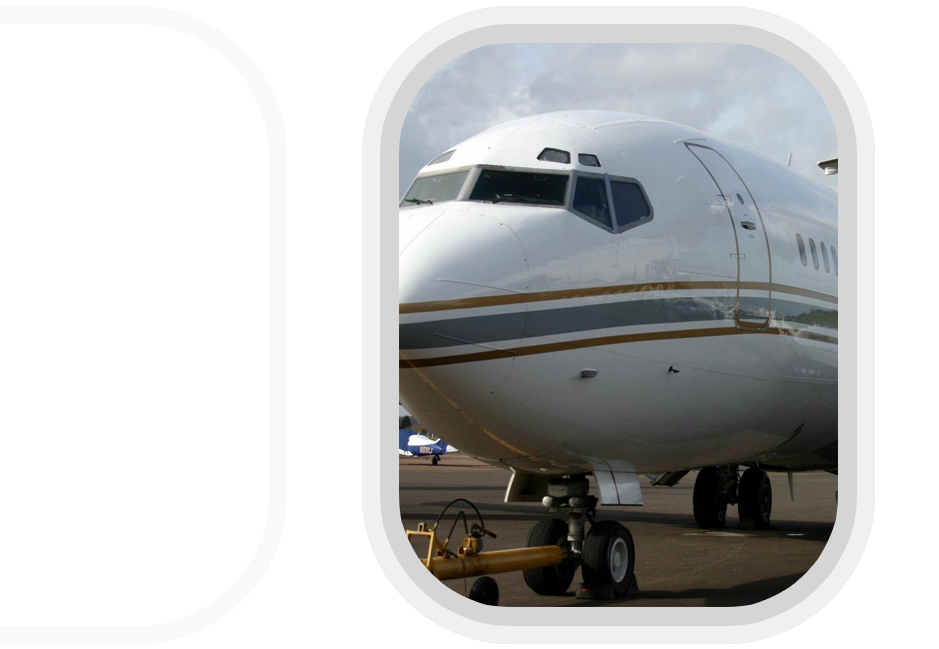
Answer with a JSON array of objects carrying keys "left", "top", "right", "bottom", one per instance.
[{"left": 687, "top": 144, "right": 772, "bottom": 328}]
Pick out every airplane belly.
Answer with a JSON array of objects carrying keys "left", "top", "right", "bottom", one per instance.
[{"left": 493, "top": 335, "right": 792, "bottom": 472}]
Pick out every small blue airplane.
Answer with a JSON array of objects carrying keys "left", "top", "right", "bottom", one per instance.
[
  {"left": 399, "top": 406, "right": 457, "bottom": 465},
  {"left": 398, "top": 429, "right": 456, "bottom": 465}
]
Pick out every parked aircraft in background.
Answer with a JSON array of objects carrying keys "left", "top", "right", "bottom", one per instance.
[{"left": 398, "top": 404, "right": 458, "bottom": 465}]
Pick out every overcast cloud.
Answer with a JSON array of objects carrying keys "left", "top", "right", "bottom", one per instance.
[{"left": 399, "top": 44, "right": 837, "bottom": 196}]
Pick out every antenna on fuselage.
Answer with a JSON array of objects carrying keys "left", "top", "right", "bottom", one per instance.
[{"left": 786, "top": 153, "right": 792, "bottom": 167}]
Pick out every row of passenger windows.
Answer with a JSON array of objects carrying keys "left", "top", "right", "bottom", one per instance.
[{"left": 796, "top": 233, "right": 838, "bottom": 275}]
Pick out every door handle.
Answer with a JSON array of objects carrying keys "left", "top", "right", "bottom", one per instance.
[{"left": 740, "top": 221, "right": 756, "bottom": 230}]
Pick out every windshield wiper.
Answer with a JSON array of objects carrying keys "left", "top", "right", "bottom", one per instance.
[{"left": 404, "top": 198, "right": 434, "bottom": 205}]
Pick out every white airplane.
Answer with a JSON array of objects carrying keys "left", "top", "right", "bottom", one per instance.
[{"left": 399, "top": 110, "right": 836, "bottom": 597}]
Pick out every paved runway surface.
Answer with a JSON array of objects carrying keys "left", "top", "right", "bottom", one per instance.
[{"left": 399, "top": 456, "right": 837, "bottom": 607}]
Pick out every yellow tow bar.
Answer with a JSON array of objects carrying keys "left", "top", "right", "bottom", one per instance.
[{"left": 406, "top": 522, "right": 568, "bottom": 581}]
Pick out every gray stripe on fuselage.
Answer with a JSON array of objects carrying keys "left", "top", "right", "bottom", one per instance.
[{"left": 399, "top": 295, "right": 838, "bottom": 350}]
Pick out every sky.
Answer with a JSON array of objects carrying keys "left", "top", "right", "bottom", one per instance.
[{"left": 399, "top": 43, "right": 837, "bottom": 196}]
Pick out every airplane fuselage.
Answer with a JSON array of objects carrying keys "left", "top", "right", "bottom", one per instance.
[{"left": 399, "top": 111, "right": 837, "bottom": 480}]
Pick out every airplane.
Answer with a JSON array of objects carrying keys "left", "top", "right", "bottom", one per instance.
[
  {"left": 398, "top": 429, "right": 456, "bottom": 465},
  {"left": 399, "top": 404, "right": 458, "bottom": 464},
  {"left": 399, "top": 110, "right": 837, "bottom": 598}
]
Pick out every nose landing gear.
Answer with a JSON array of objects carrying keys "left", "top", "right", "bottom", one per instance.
[
  {"left": 522, "top": 518, "right": 576, "bottom": 595},
  {"left": 580, "top": 520, "right": 637, "bottom": 599},
  {"left": 539, "top": 476, "right": 639, "bottom": 600},
  {"left": 406, "top": 478, "right": 640, "bottom": 605}
]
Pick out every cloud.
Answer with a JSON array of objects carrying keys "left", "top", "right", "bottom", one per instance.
[{"left": 399, "top": 44, "right": 837, "bottom": 196}]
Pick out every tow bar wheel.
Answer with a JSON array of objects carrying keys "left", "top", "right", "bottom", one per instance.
[
  {"left": 582, "top": 520, "right": 635, "bottom": 595},
  {"left": 469, "top": 576, "right": 499, "bottom": 606}
]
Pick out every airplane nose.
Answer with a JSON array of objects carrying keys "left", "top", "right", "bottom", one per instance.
[
  {"left": 399, "top": 211, "right": 530, "bottom": 412},
  {"left": 399, "top": 211, "right": 530, "bottom": 306}
]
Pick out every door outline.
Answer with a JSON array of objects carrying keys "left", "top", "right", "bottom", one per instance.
[{"left": 685, "top": 143, "right": 773, "bottom": 329}]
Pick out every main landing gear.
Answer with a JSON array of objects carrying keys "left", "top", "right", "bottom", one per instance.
[{"left": 693, "top": 466, "right": 773, "bottom": 529}]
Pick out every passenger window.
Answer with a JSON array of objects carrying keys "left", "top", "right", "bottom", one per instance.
[
  {"left": 809, "top": 238, "right": 819, "bottom": 270},
  {"left": 796, "top": 234, "right": 807, "bottom": 266},
  {"left": 610, "top": 181, "right": 651, "bottom": 229},
  {"left": 820, "top": 242, "right": 831, "bottom": 273},
  {"left": 831, "top": 246, "right": 839, "bottom": 276},
  {"left": 573, "top": 178, "right": 612, "bottom": 228},
  {"left": 538, "top": 148, "right": 571, "bottom": 164}
]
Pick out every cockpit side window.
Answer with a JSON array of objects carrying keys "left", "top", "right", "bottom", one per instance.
[
  {"left": 578, "top": 154, "right": 601, "bottom": 167},
  {"left": 469, "top": 169, "right": 568, "bottom": 206},
  {"left": 796, "top": 234, "right": 807, "bottom": 266},
  {"left": 572, "top": 177, "right": 612, "bottom": 228},
  {"left": 428, "top": 150, "right": 455, "bottom": 165},
  {"left": 537, "top": 148, "right": 571, "bottom": 164},
  {"left": 610, "top": 180, "right": 651, "bottom": 230},
  {"left": 400, "top": 170, "right": 469, "bottom": 208}
]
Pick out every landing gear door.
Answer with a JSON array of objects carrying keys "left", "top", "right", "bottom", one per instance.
[{"left": 686, "top": 144, "right": 772, "bottom": 329}]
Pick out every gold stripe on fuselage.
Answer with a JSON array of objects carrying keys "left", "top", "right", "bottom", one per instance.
[
  {"left": 399, "top": 281, "right": 837, "bottom": 315},
  {"left": 399, "top": 325, "right": 838, "bottom": 369}
]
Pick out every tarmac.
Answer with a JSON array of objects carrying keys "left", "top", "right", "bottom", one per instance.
[{"left": 399, "top": 455, "right": 837, "bottom": 607}]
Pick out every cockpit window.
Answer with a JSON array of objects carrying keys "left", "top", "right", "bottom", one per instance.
[
  {"left": 573, "top": 177, "right": 612, "bottom": 227},
  {"left": 610, "top": 181, "right": 651, "bottom": 228},
  {"left": 428, "top": 150, "right": 455, "bottom": 165},
  {"left": 537, "top": 148, "right": 571, "bottom": 164},
  {"left": 578, "top": 154, "right": 601, "bottom": 167},
  {"left": 400, "top": 170, "right": 469, "bottom": 207},
  {"left": 469, "top": 170, "right": 568, "bottom": 206}
]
